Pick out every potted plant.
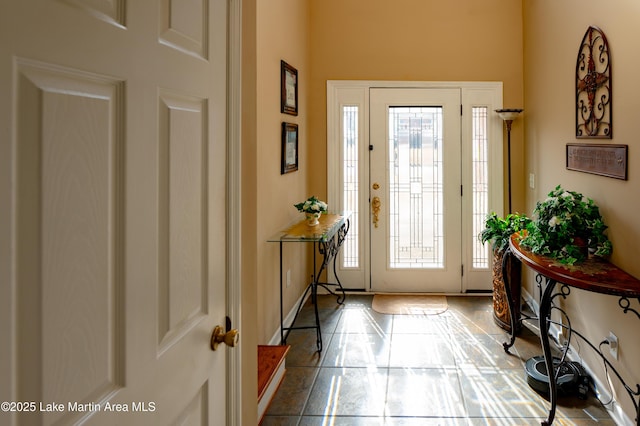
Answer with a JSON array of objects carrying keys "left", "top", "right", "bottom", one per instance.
[
  {"left": 519, "top": 185, "right": 613, "bottom": 265},
  {"left": 480, "top": 212, "right": 531, "bottom": 332},
  {"left": 294, "top": 195, "right": 328, "bottom": 226},
  {"left": 480, "top": 212, "right": 532, "bottom": 253}
]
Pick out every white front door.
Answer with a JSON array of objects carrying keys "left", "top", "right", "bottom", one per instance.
[
  {"left": 0, "top": 1, "right": 231, "bottom": 425},
  {"left": 370, "top": 88, "right": 462, "bottom": 292},
  {"left": 327, "top": 81, "right": 504, "bottom": 293}
]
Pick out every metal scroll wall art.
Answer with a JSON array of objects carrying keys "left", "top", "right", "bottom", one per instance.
[{"left": 576, "top": 26, "right": 611, "bottom": 138}]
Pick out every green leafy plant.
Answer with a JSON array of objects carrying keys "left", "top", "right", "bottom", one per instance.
[
  {"left": 519, "top": 185, "right": 613, "bottom": 265},
  {"left": 480, "top": 212, "right": 531, "bottom": 253},
  {"left": 294, "top": 195, "right": 328, "bottom": 214}
]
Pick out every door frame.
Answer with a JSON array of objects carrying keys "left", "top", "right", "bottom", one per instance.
[
  {"left": 227, "top": 0, "right": 243, "bottom": 423},
  {"left": 327, "top": 80, "right": 505, "bottom": 293}
]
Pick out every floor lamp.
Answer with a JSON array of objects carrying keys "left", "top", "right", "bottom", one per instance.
[{"left": 495, "top": 109, "right": 523, "bottom": 214}]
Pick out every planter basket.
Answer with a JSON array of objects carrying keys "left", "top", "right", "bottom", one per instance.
[{"left": 492, "top": 248, "right": 522, "bottom": 333}]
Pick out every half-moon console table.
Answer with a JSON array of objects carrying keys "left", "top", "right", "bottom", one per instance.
[{"left": 502, "top": 233, "right": 640, "bottom": 425}]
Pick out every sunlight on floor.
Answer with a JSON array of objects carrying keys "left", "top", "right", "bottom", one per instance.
[{"left": 262, "top": 295, "right": 616, "bottom": 425}]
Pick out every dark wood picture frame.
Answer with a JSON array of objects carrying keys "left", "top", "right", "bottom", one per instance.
[
  {"left": 281, "top": 60, "right": 298, "bottom": 115},
  {"left": 281, "top": 122, "right": 298, "bottom": 174}
]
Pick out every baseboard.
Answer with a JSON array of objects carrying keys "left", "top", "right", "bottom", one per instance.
[{"left": 268, "top": 289, "right": 311, "bottom": 346}]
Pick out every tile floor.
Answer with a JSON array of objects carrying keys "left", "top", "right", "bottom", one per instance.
[{"left": 261, "top": 294, "right": 615, "bottom": 425}]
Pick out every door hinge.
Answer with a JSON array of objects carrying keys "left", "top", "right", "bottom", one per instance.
[
  {"left": 460, "top": 104, "right": 463, "bottom": 115},
  {"left": 460, "top": 185, "right": 463, "bottom": 196},
  {"left": 369, "top": 144, "right": 374, "bottom": 151},
  {"left": 461, "top": 264, "right": 464, "bottom": 276}
]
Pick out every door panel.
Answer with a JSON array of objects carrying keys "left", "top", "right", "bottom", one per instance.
[
  {"left": 157, "top": 92, "right": 208, "bottom": 353},
  {"left": 370, "top": 88, "right": 462, "bottom": 293},
  {"left": 1, "top": 0, "right": 228, "bottom": 424},
  {"left": 15, "top": 63, "right": 125, "bottom": 426}
]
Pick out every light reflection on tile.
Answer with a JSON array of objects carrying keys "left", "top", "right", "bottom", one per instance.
[
  {"left": 389, "top": 334, "right": 456, "bottom": 368},
  {"left": 385, "top": 367, "right": 466, "bottom": 417},
  {"left": 392, "top": 313, "right": 449, "bottom": 334},
  {"left": 335, "top": 308, "right": 392, "bottom": 335},
  {"left": 303, "top": 367, "right": 387, "bottom": 417},
  {"left": 262, "top": 295, "right": 616, "bottom": 425},
  {"left": 459, "top": 366, "right": 547, "bottom": 418},
  {"left": 452, "top": 334, "right": 524, "bottom": 369},
  {"left": 323, "top": 332, "right": 391, "bottom": 368}
]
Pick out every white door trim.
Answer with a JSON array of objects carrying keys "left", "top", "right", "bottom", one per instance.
[
  {"left": 227, "top": 0, "right": 243, "bottom": 424},
  {"left": 327, "top": 80, "right": 504, "bottom": 292}
]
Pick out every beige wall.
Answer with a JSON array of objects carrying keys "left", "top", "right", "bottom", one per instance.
[
  {"left": 523, "top": 0, "right": 640, "bottom": 422},
  {"left": 256, "top": 0, "right": 313, "bottom": 346},
  {"left": 252, "top": 0, "right": 525, "bottom": 346},
  {"left": 308, "top": 0, "right": 525, "bottom": 212}
]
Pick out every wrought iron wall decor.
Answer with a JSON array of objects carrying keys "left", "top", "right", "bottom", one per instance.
[{"left": 576, "top": 26, "right": 611, "bottom": 138}]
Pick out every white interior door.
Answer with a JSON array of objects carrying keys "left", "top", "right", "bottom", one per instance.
[
  {"left": 0, "top": 1, "right": 230, "bottom": 425},
  {"left": 370, "top": 88, "right": 462, "bottom": 293},
  {"left": 327, "top": 81, "right": 503, "bottom": 294}
]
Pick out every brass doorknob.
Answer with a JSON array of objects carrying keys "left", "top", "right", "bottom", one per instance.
[
  {"left": 211, "top": 325, "right": 239, "bottom": 350},
  {"left": 372, "top": 182, "right": 380, "bottom": 190}
]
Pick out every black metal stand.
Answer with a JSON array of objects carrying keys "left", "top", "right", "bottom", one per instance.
[
  {"left": 278, "top": 219, "right": 349, "bottom": 352},
  {"left": 501, "top": 243, "right": 640, "bottom": 426}
]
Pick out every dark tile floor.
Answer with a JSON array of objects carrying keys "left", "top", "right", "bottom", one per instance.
[{"left": 261, "top": 294, "right": 615, "bottom": 425}]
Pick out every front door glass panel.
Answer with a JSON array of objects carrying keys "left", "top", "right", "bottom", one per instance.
[{"left": 388, "top": 106, "right": 443, "bottom": 269}]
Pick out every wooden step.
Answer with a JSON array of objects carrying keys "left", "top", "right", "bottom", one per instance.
[{"left": 258, "top": 345, "right": 290, "bottom": 424}]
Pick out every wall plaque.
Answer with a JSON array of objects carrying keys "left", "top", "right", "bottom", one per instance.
[
  {"left": 576, "top": 26, "right": 612, "bottom": 138},
  {"left": 566, "top": 143, "right": 627, "bottom": 180}
]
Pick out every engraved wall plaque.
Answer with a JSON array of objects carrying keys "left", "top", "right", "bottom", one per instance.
[{"left": 566, "top": 143, "right": 627, "bottom": 180}]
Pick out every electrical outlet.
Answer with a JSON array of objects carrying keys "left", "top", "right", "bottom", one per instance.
[
  {"left": 286, "top": 269, "right": 291, "bottom": 288},
  {"left": 608, "top": 331, "right": 618, "bottom": 360},
  {"left": 529, "top": 173, "right": 535, "bottom": 189}
]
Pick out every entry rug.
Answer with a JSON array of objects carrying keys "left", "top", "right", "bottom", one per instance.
[{"left": 372, "top": 294, "right": 448, "bottom": 315}]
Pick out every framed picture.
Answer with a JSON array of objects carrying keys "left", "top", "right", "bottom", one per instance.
[
  {"left": 281, "top": 122, "right": 298, "bottom": 174},
  {"left": 281, "top": 60, "right": 298, "bottom": 115}
]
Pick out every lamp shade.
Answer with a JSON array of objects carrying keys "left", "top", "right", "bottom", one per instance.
[{"left": 495, "top": 109, "right": 523, "bottom": 121}]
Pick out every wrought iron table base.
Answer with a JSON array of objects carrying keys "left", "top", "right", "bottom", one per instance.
[
  {"left": 278, "top": 219, "right": 349, "bottom": 352},
  {"left": 501, "top": 238, "right": 640, "bottom": 426}
]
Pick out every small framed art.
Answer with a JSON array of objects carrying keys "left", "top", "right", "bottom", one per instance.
[
  {"left": 281, "top": 122, "right": 298, "bottom": 174},
  {"left": 281, "top": 60, "right": 298, "bottom": 115}
]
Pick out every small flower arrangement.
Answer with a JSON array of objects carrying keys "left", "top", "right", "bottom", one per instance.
[
  {"left": 294, "top": 196, "right": 328, "bottom": 214},
  {"left": 519, "top": 185, "right": 613, "bottom": 265}
]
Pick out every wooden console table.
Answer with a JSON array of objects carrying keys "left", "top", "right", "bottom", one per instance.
[
  {"left": 267, "top": 211, "right": 351, "bottom": 352},
  {"left": 502, "top": 233, "right": 640, "bottom": 425}
]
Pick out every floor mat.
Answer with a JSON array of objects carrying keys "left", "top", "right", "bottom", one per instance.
[{"left": 371, "top": 294, "right": 448, "bottom": 315}]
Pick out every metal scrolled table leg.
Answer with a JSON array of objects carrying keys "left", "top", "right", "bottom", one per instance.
[
  {"left": 539, "top": 277, "right": 558, "bottom": 425},
  {"left": 501, "top": 246, "right": 518, "bottom": 353}
]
